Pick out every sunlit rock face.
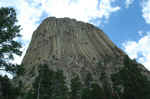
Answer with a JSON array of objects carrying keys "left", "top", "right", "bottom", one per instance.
[
  {"left": 23, "top": 17, "right": 124, "bottom": 67},
  {"left": 20, "top": 17, "right": 139, "bottom": 89}
]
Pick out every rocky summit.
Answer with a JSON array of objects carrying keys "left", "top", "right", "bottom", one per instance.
[
  {"left": 23, "top": 17, "right": 125, "bottom": 66},
  {"left": 22, "top": 17, "right": 124, "bottom": 86},
  {"left": 17, "top": 17, "right": 150, "bottom": 99}
]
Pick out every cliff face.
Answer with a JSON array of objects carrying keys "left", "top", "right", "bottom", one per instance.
[
  {"left": 23, "top": 17, "right": 124, "bottom": 66},
  {"left": 20, "top": 17, "right": 148, "bottom": 91}
]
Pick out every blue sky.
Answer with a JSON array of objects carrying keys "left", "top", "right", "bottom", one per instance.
[{"left": 0, "top": 0, "right": 150, "bottom": 73}]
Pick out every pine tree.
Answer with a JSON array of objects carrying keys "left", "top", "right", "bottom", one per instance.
[
  {"left": 0, "top": 75, "right": 20, "bottom": 99},
  {"left": 81, "top": 73, "right": 108, "bottom": 99},
  {"left": 84, "top": 73, "right": 93, "bottom": 87},
  {"left": 32, "top": 64, "right": 53, "bottom": 99},
  {"left": 70, "top": 74, "right": 82, "bottom": 99},
  {"left": 0, "top": 7, "right": 22, "bottom": 73},
  {"left": 90, "top": 83, "right": 105, "bottom": 99},
  {"left": 99, "top": 61, "right": 113, "bottom": 99},
  {"left": 28, "top": 64, "right": 69, "bottom": 99},
  {"left": 51, "top": 70, "right": 68, "bottom": 99},
  {"left": 111, "top": 55, "right": 150, "bottom": 99},
  {"left": 81, "top": 73, "right": 93, "bottom": 99}
]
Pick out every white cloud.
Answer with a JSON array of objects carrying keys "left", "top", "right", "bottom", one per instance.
[
  {"left": 39, "top": 0, "right": 120, "bottom": 22},
  {"left": 0, "top": 0, "right": 120, "bottom": 65},
  {"left": 142, "top": 0, "right": 150, "bottom": 24},
  {"left": 0, "top": 0, "right": 44, "bottom": 64},
  {"left": 0, "top": 70, "right": 13, "bottom": 79},
  {"left": 125, "top": 0, "right": 134, "bottom": 8},
  {"left": 0, "top": 0, "right": 43, "bottom": 41},
  {"left": 123, "top": 32, "right": 150, "bottom": 70},
  {"left": 138, "top": 30, "right": 144, "bottom": 36}
]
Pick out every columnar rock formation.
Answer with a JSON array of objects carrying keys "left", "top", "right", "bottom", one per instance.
[
  {"left": 20, "top": 17, "right": 148, "bottom": 90},
  {"left": 23, "top": 17, "right": 124, "bottom": 65}
]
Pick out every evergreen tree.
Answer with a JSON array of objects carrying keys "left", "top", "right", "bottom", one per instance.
[
  {"left": 32, "top": 64, "right": 53, "bottom": 99},
  {"left": 81, "top": 73, "right": 107, "bottom": 99},
  {"left": 26, "top": 64, "right": 69, "bottom": 99},
  {"left": 0, "top": 75, "right": 20, "bottom": 99},
  {"left": 99, "top": 62, "right": 113, "bottom": 99},
  {"left": 51, "top": 70, "right": 68, "bottom": 99},
  {"left": 81, "top": 73, "right": 93, "bottom": 99},
  {"left": 111, "top": 55, "right": 150, "bottom": 99},
  {"left": 84, "top": 73, "right": 93, "bottom": 87},
  {"left": 0, "top": 7, "right": 22, "bottom": 73},
  {"left": 90, "top": 83, "right": 105, "bottom": 99},
  {"left": 70, "top": 74, "right": 82, "bottom": 99}
]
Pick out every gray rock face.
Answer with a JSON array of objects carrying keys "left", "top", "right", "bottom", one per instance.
[
  {"left": 21, "top": 17, "right": 127, "bottom": 89},
  {"left": 23, "top": 17, "right": 124, "bottom": 67}
]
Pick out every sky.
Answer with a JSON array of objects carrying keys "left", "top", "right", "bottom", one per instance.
[{"left": 0, "top": 0, "right": 150, "bottom": 75}]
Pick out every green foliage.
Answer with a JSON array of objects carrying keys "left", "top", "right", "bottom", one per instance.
[
  {"left": 0, "top": 75, "right": 20, "bottom": 99},
  {"left": 0, "top": 7, "right": 22, "bottom": 73},
  {"left": 33, "top": 64, "right": 53, "bottom": 99},
  {"left": 51, "top": 70, "right": 68, "bottom": 99},
  {"left": 15, "top": 64, "right": 25, "bottom": 76},
  {"left": 24, "top": 64, "right": 69, "bottom": 99},
  {"left": 24, "top": 65, "right": 112, "bottom": 99},
  {"left": 70, "top": 74, "right": 82, "bottom": 99},
  {"left": 81, "top": 73, "right": 107, "bottom": 99},
  {"left": 84, "top": 73, "right": 93, "bottom": 87},
  {"left": 81, "top": 87, "right": 91, "bottom": 99},
  {"left": 23, "top": 57, "right": 150, "bottom": 99},
  {"left": 5, "top": 64, "right": 25, "bottom": 76},
  {"left": 98, "top": 62, "right": 114, "bottom": 99},
  {"left": 111, "top": 55, "right": 150, "bottom": 99},
  {"left": 24, "top": 90, "right": 34, "bottom": 99},
  {"left": 81, "top": 73, "right": 93, "bottom": 99},
  {"left": 90, "top": 83, "right": 105, "bottom": 99},
  {"left": 81, "top": 83, "right": 105, "bottom": 99}
]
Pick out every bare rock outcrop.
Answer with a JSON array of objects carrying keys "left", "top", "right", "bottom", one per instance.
[
  {"left": 23, "top": 17, "right": 124, "bottom": 69},
  {"left": 20, "top": 17, "right": 147, "bottom": 90}
]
